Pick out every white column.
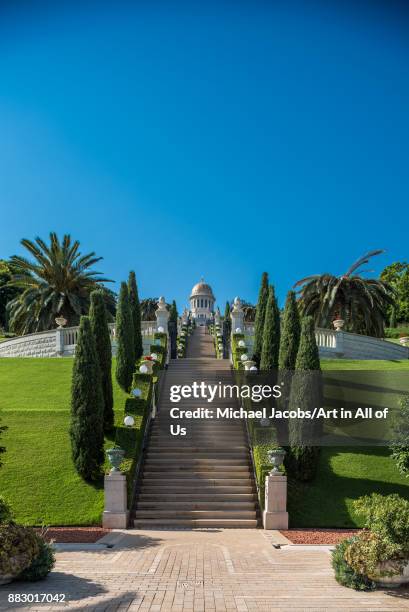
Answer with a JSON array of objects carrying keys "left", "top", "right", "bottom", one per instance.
[
  {"left": 55, "top": 328, "right": 64, "bottom": 356},
  {"left": 102, "top": 472, "right": 129, "bottom": 528},
  {"left": 263, "top": 473, "right": 289, "bottom": 529},
  {"left": 231, "top": 297, "right": 244, "bottom": 333}
]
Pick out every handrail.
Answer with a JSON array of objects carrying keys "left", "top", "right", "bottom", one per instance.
[{"left": 128, "top": 370, "right": 163, "bottom": 525}]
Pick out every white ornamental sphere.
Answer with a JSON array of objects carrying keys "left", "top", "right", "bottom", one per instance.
[
  {"left": 157, "top": 326, "right": 164, "bottom": 333},
  {"left": 250, "top": 366, "right": 258, "bottom": 372},
  {"left": 132, "top": 388, "right": 142, "bottom": 398},
  {"left": 139, "top": 365, "right": 148, "bottom": 374},
  {"left": 150, "top": 353, "right": 158, "bottom": 360},
  {"left": 238, "top": 340, "right": 246, "bottom": 348},
  {"left": 235, "top": 327, "right": 242, "bottom": 334},
  {"left": 241, "top": 353, "right": 248, "bottom": 362},
  {"left": 124, "top": 415, "right": 135, "bottom": 427}
]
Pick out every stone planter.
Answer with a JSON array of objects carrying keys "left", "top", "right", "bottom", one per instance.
[
  {"left": 106, "top": 447, "right": 125, "bottom": 473},
  {"left": 0, "top": 574, "right": 14, "bottom": 585},
  {"left": 371, "top": 559, "right": 409, "bottom": 587}
]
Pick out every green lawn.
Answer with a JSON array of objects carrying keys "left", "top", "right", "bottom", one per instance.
[
  {"left": 288, "top": 359, "right": 409, "bottom": 527},
  {"left": 288, "top": 446, "right": 409, "bottom": 527},
  {"left": 0, "top": 358, "right": 134, "bottom": 526}
]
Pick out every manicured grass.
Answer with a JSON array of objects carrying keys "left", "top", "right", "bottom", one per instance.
[
  {"left": 289, "top": 446, "right": 409, "bottom": 527},
  {"left": 0, "top": 358, "right": 137, "bottom": 526},
  {"left": 322, "top": 359, "right": 409, "bottom": 370}
]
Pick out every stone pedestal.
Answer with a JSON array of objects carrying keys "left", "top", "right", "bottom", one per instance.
[
  {"left": 231, "top": 297, "right": 245, "bottom": 333},
  {"left": 156, "top": 296, "right": 170, "bottom": 332},
  {"left": 102, "top": 471, "right": 129, "bottom": 528},
  {"left": 263, "top": 472, "right": 288, "bottom": 530},
  {"left": 55, "top": 327, "right": 64, "bottom": 356}
]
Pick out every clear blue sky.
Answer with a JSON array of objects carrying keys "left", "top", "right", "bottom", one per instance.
[{"left": 1, "top": 0, "right": 408, "bottom": 311}]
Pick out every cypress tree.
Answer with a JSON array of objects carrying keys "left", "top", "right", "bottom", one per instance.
[
  {"left": 253, "top": 272, "right": 269, "bottom": 366},
  {"left": 169, "top": 300, "right": 178, "bottom": 324},
  {"left": 260, "top": 285, "right": 280, "bottom": 370},
  {"left": 279, "top": 291, "right": 301, "bottom": 370},
  {"left": 89, "top": 290, "right": 114, "bottom": 432},
  {"left": 116, "top": 282, "right": 135, "bottom": 392},
  {"left": 70, "top": 316, "right": 105, "bottom": 481},
  {"left": 287, "top": 315, "right": 322, "bottom": 481},
  {"left": 128, "top": 271, "right": 143, "bottom": 360},
  {"left": 389, "top": 306, "right": 397, "bottom": 329}
]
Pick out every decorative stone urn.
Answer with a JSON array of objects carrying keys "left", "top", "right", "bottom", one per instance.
[
  {"left": 268, "top": 448, "right": 286, "bottom": 473},
  {"left": 333, "top": 319, "right": 345, "bottom": 331},
  {"left": 399, "top": 336, "right": 409, "bottom": 347},
  {"left": 243, "top": 360, "right": 256, "bottom": 371},
  {"left": 156, "top": 296, "right": 170, "bottom": 332},
  {"left": 238, "top": 340, "right": 246, "bottom": 348},
  {"left": 106, "top": 447, "right": 125, "bottom": 472},
  {"left": 371, "top": 559, "right": 409, "bottom": 587},
  {"left": 55, "top": 316, "right": 67, "bottom": 329}
]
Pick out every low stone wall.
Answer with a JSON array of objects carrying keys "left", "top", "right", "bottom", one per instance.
[
  {"left": 317, "top": 329, "right": 409, "bottom": 360},
  {"left": 0, "top": 330, "right": 58, "bottom": 358}
]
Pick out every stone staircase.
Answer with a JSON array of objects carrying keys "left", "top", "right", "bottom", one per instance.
[{"left": 133, "top": 326, "right": 259, "bottom": 527}]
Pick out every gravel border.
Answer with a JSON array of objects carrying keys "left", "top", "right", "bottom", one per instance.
[{"left": 280, "top": 528, "right": 360, "bottom": 544}]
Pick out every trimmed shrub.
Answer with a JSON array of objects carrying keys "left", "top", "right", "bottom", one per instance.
[
  {"left": 279, "top": 290, "right": 300, "bottom": 371},
  {"left": 70, "top": 316, "right": 105, "bottom": 481},
  {"left": 390, "top": 393, "right": 409, "bottom": 477},
  {"left": 115, "top": 282, "right": 135, "bottom": 393},
  {"left": 253, "top": 272, "right": 269, "bottom": 367},
  {"left": 0, "top": 523, "right": 40, "bottom": 579},
  {"left": 332, "top": 537, "right": 376, "bottom": 591},
  {"left": 19, "top": 534, "right": 55, "bottom": 581},
  {"left": 0, "top": 496, "right": 12, "bottom": 523},
  {"left": 287, "top": 316, "right": 321, "bottom": 481},
  {"left": 128, "top": 271, "right": 143, "bottom": 360},
  {"left": 89, "top": 290, "right": 114, "bottom": 432},
  {"left": 260, "top": 285, "right": 280, "bottom": 371}
]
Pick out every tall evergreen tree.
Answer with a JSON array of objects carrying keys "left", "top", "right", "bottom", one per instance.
[
  {"left": 287, "top": 315, "right": 322, "bottom": 481},
  {"left": 128, "top": 271, "right": 143, "bottom": 360},
  {"left": 70, "top": 316, "right": 105, "bottom": 481},
  {"left": 89, "top": 290, "right": 114, "bottom": 432},
  {"left": 169, "top": 300, "right": 178, "bottom": 324},
  {"left": 253, "top": 272, "right": 269, "bottom": 366},
  {"left": 115, "top": 282, "right": 135, "bottom": 392},
  {"left": 279, "top": 291, "right": 301, "bottom": 370},
  {"left": 260, "top": 285, "right": 280, "bottom": 370}
]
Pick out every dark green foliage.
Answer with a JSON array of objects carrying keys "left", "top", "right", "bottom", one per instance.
[
  {"left": 19, "top": 535, "right": 55, "bottom": 581},
  {"left": 332, "top": 538, "right": 376, "bottom": 591},
  {"left": 140, "top": 298, "right": 159, "bottom": 321},
  {"left": 128, "top": 271, "right": 143, "bottom": 360},
  {"left": 7, "top": 233, "right": 112, "bottom": 334},
  {"left": 115, "top": 282, "right": 135, "bottom": 393},
  {"left": 169, "top": 300, "right": 178, "bottom": 324},
  {"left": 253, "top": 272, "right": 269, "bottom": 366},
  {"left": 381, "top": 261, "right": 409, "bottom": 325},
  {"left": 0, "top": 417, "right": 6, "bottom": 468},
  {"left": 279, "top": 291, "right": 301, "bottom": 371},
  {"left": 0, "top": 496, "right": 13, "bottom": 523},
  {"left": 260, "top": 285, "right": 280, "bottom": 371},
  {"left": 390, "top": 393, "right": 409, "bottom": 477},
  {"left": 389, "top": 306, "right": 397, "bottom": 329},
  {"left": 70, "top": 316, "right": 105, "bottom": 481},
  {"left": 89, "top": 290, "right": 114, "bottom": 432},
  {"left": 287, "top": 316, "right": 321, "bottom": 481},
  {"left": 0, "top": 260, "right": 21, "bottom": 330}
]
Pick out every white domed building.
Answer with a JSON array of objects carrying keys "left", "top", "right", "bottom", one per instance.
[{"left": 189, "top": 279, "right": 215, "bottom": 322}]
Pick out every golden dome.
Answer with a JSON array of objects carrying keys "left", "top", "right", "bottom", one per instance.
[{"left": 190, "top": 279, "right": 215, "bottom": 299}]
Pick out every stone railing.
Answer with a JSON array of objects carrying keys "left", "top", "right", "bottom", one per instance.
[
  {"left": 315, "top": 328, "right": 409, "bottom": 360},
  {"left": 0, "top": 320, "right": 160, "bottom": 358}
]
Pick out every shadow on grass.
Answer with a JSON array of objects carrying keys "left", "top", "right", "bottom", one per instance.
[{"left": 288, "top": 446, "right": 409, "bottom": 528}]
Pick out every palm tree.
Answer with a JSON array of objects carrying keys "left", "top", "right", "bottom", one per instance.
[
  {"left": 294, "top": 250, "right": 395, "bottom": 337},
  {"left": 7, "top": 233, "right": 112, "bottom": 334}
]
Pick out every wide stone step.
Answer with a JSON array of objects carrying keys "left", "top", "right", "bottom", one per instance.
[
  {"left": 147, "top": 446, "right": 248, "bottom": 452},
  {"left": 145, "top": 456, "right": 249, "bottom": 463},
  {"left": 134, "top": 509, "right": 257, "bottom": 518},
  {"left": 140, "top": 485, "right": 255, "bottom": 493},
  {"left": 143, "top": 468, "right": 251, "bottom": 477},
  {"left": 133, "top": 518, "right": 258, "bottom": 528},
  {"left": 138, "top": 493, "right": 255, "bottom": 501},
  {"left": 136, "top": 501, "right": 256, "bottom": 509}
]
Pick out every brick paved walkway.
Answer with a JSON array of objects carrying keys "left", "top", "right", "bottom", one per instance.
[{"left": 1, "top": 529, "right": 408, "bottom": 611}]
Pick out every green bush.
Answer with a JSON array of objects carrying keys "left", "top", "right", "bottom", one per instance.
[
  {"left": 390, "top": 394, "right": 409, "bottom": 477},
  {"left": 344, "top": 530, "right": 402, "bottom": 579},
  {"left": 19, "top": 534, "right": 55, "bottom": 581},
  {"left": 385, "top": 327, "right": 409, "bottom": 338},
  {"left": 0, "top": 496, "right": 13, "bottom": 523},
  {"left": 0, "top": 523, "right": 40, "bottom": 578},
  {"left": 353, "top": 493, "right": 409, "bottom": 548},
  {"left": 332, "top": 537, "right": 376, "bottom": 591}
]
